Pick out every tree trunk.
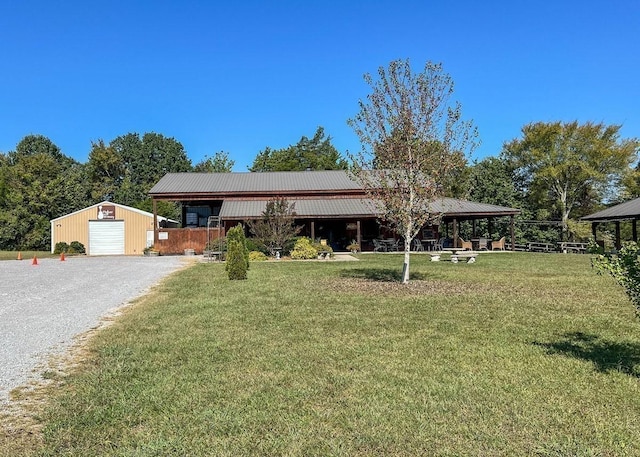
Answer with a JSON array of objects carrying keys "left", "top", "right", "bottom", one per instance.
[{"left": 402, "top": 231, "right": 411, "bottom": 284}]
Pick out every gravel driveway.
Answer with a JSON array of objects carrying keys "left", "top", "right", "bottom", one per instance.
[{"left": 0, "top": 255, "right": 190, "bottom": 404}]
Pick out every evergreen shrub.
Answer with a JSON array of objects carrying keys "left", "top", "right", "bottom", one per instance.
[{"left": 226, "top": 240, "right": 248, "bottom": 280}]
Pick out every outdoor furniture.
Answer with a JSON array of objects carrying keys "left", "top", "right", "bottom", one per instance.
[
  {"left": 421, "top": 238, "right": 437, "bottom": 250},
  {"left": 373, "top": 239, "right": 387, "bottom": 252},
  {"left": 386, "top": 238, "right": 401, "bottom": 251},
  {"left": 528, "top": 242, "right": 555, "bottom": 253},
  {"left": 412, "top": 238, "right": 424, "bottom": 251},
  {"left": 434, "top": 237, "right": 445, "bottom": 251},
  {"left": 478, "top": 238, "right": 488, "bottom": 250},
  {"left": 458, "top": 237, "right": 473, "bottom": 251},
  {"left": 557, "top": 241, "right": 588, "bottom": 254},
  {"left": 491, "top": 237, "right": 506, "bottom": 251}
]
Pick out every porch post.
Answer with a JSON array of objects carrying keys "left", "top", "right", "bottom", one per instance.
[
  {"left": 453, "top": 218, "right": 458, "bottom": 248},
  {"left": 311, "top": 221, "right": 315, "bottom": 241},
  {"left": 591, "top": 222, "right": 597, "bottom": 240},
  {"left": 472, "top": 219, "right": 477, "bottom": 237},
  {"left": 153, "top": 199, "right": 158, "bottom": 245},
  {"left": 357, "top": 220, "right": 361, "bottom": 249},
  {"left": 510, "top": 215, "right": 515, "bottom": 251},
  {"left": 615, "top": 221, "right": 621, "bottom": 250}
]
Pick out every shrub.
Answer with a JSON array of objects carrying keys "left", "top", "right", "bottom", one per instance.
[
  {"left": 590, "top": 240, "right": 640, "bottom": 317},
  {"left": 291, "top": 237, "right": 319, "bottom": 260},
  {"left": 53, "top": 242, "right": 69, "bottom": 255},
  {"left": 226, "top": 225, "right": 249, "bottom": 270},
  {"left": 313, "top": 241, "right": 334, "bottom": 257},
  {"left": 226, "top": 240, "right": 248, "bottom": 280},
  {"left": 68, "top": 241, "right": 86, "bottom": 254},
  {"left": 249, "top": 251, "right": 268, "bottom": 261}
]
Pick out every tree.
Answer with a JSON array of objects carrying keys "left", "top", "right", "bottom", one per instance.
[
  {"left": 348, "top": 59, "right": 478, "bottom": 283},
  {"left": 502, "top": 121, "right": 638, "bottom": 238},
  {"left": 0, "top": 135, "right": 91, "bottom": 250},
  {"left": 247, "top": 198, "right": 302, "bottom": 256},
  {"left": 249, "top": 126, "right": 348, "bottom": 172},
  {"left": 194, "top": 151, "right": 235, "bottom": 172},
  {"left": 109, "top": 132, "right": 192, "bottom": 206},
  {"left": 86, "top": 139, "right": 125, "bottom": 202}
]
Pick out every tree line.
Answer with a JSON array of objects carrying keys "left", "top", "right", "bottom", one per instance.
[
  {"left": 0, "top": 127, "right": 346, "bottom": 250},
  {"left": 1, "top": 115, "right": 638, "bottom": 253}
]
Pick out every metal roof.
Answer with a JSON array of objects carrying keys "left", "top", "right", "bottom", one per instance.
[
  {"left": 581, "top": 197, "right": 640, "bottom": 222},
  {"left": 219, "top": 197, "right": 519, "bottom": 220},
  {"left": 221, "top": 198, "right": 376, "bottom": 219},
  {"left": 149, "top": 171, "right": 362, "bottom": 195},
  {"left": 50, "top": 201, "right": 178, "bottom": 223}
]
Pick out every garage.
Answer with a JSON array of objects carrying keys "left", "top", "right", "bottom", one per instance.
[
  {"left": 51, "top": 202, "right": 177, "bottom": 256},
  {"left": 88, "top": 220, "right": 125, "bottom": 255}
]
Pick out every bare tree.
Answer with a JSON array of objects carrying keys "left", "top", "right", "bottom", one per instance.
[{"left": 348, "top": 59, "right": 478, "bottom": 283}]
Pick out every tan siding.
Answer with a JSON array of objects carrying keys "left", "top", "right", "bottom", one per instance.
[{"left": 52, "top": 205, "right": 156, "bottom": 255}]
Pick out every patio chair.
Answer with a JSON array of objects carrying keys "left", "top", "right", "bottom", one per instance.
[
  {"left": 389, "top": 239, "right": 401, "bottom": 252},
  {"left": 373, "top": 239, "right": 387, "bottom": 252},
  {"left": 434, "top": 237, "right": 445, "bottom": 251},
  {"left": 478, "top": 237, "right": 489, "bottom": 250},
  {"left": 458, "top": 237, "right": 473, "bottom": 251},
  {"left": 491, "top": 237, "right": 506, "bottom": 251},
  {"left": 412, "top": 238, "right": 424, "bottom": 251}
]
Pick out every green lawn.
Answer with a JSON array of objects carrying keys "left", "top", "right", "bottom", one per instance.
[
  {"left": 2, "top": 253, "right": 640, "bottom": 456},
  {"left": 0, "top": 251, "right": 57, "bottom": 261}
]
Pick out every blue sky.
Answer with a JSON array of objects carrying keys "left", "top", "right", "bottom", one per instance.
[{"left": 1, "top": 1, "right": 638, "bottom": 171}]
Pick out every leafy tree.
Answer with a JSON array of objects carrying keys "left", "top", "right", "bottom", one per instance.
[
  {"left": 503, "top": 121, "right": 638, "bottom": 238},
  {"left": 226, "top": 239, "right": 248, "bottom": 280},
  {"left": 0, "top": 135, "right": 91, "bottom": 250},
  {"left": 247, "top": 198, "right": 303, "bottom": 256},
  {"left": 194, "top": 151, "right": 235, "bottom": 172},
  {"left": 249, "top": 126, "right": 348, "bottom": 172},
  {"left": 348, "top": 59, "right": 478, "bottom": 283},
  {"left": 109, "top": 132, "right": 192, "bottom": 206},
  {"left": 86, "top": 139, "right": 125, "bottom": 202}
]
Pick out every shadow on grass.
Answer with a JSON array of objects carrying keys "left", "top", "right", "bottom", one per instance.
[
  {"left": 340, "top": 268, "right": 428, "bottom": 282},
  {"left": 534, "top": 332, "right": 640, "bottom": 378}
]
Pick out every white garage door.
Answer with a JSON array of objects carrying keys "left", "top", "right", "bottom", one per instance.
[{"left": 89, "top": 221, "right": 125, "bottom": 255}]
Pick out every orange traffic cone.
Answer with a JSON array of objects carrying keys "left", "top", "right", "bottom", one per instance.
[
  {"left": 60, "top": 252, "right": 65, "bottom": 261},
  {"left": 17, "top": 251, "right": 22, "bottom": 260},
  {"left": 32, "top": 255, "right": 38, "bottom": 266}
]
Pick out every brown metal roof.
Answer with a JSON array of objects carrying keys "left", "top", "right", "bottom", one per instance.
[
  {"left": 581, "top": 197, "right": 640, "bottom": 222},
  {"left": 221, "top": 198, "right": 376, "bottom": 220},
  {"left": 219, "top": 197, "right": 519, "bottom": 220}
]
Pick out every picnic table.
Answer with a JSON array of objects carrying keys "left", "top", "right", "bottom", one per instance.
[{"left": 557, "top": 242, "right": 588, "bottom": 254}]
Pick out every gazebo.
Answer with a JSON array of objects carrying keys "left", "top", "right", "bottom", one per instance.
[{"left": 581, "top": 197, "right": 640, "bottom": 249}]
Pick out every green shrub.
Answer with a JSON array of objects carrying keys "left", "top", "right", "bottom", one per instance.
[
  {"left": 313, "top": 241, "right": 333, "bottom": 257},
  {"left": 53, "top": 242, "right": 69, "bottom": 254},
  {"left": 249, "top": 250, "right": 268, "bottom": 261},
  {"left": 226, "top": 240, "right": 248, "bottom": 280},
  {"left": 68, "top": 241, "right": 86, "bottom": 254},
  {"left": 226, "top": 225, "right": 249, "bottom": 270},
  {"left": 291, "top": 237, "right": 319, "bottom": 260},
  {"left": 245, "top": 237, "right": 268, "bottom": 255}
]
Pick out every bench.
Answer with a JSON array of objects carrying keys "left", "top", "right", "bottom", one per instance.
[
  {"left": 430, "top": 252, "right": 477, "bottom": 263},
  {"left": 528, "top": 242, "right": 556, "bottom": 253},
  {"left": 203, "top": 250, "right": 223, "bottom": 261}
]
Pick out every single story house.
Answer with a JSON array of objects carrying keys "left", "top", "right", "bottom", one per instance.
[{"left": 148, "top": 170, "right": 520, "bottom": 254}]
